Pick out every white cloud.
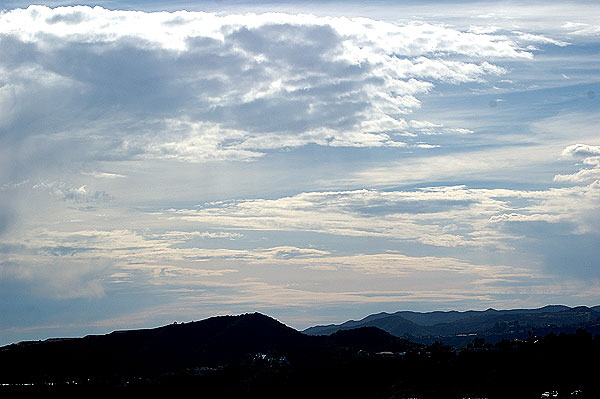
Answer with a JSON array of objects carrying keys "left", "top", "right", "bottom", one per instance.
[
  {"left": 560, "top": 144, "right": 600, "bottom": 158},
  {"left": 563, "top": 22, "right": 600, "bottom": 37},
  {"left": 554, "top": 165, "right": 600, "bottom": 183},
  {"left": 555, "top": 144, "right": 600, "bottom": 183},
  {"left": 156, "top": 231, "right": 244, "bottom": 241},
  {"left": 468, "top": 25, "right": 500, "bottom": 35},
  {"left": 0, "top": 7, "right": 536, "bottom": 57},
  {"left": 413, "top": 143, "right": 439, "bottom": 149},
  {"left": 515, "top": 32, "right": 569, "bottom": 47},
  {"left": 81, "top": 171, "right": 126, "bottom": 179},
  {"left": 165, "top": 176, "right": 599, "bottom": 249},
  {"left": 0, "top": 6, "right": 544, "bottom": 164},
  {"left": 407, "top": 119, "right": 474, "bottom": 136},
  {"left": 398, "top": 57, "right": 507, "bottom": 84}
]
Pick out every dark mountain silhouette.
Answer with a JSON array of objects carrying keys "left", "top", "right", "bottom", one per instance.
[
  {"left": 304, "top": 305, "right": 600, "bottom": 345},
  {"left": 0, "top": 312, "right": 420, "bottom": 382},
  {"left": 0, "top": 308, "right": 599, "bottom": 398},
  {"left": 0, "top": 313, "right": 312, "bottom": 380}
]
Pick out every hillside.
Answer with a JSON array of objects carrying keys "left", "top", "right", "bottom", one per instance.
[
  {"left": 0, "top": 313, "right": 418, "bottom": 383},
  {"left": 0, "top": 313, "right": 311, "bottom": 380}
]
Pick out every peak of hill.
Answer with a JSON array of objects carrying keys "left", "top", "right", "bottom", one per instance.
[{"left": 328, "top": 326, "right": 420, "bottom": 353}]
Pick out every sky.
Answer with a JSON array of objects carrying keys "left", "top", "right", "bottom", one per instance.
[{"left": 0, "top": 0, "right": 598, "bottom": 345}]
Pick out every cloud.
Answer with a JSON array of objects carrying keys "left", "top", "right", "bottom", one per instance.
[
  {"left": 167, "top": 175, "right": 599, "bottom": 249},
  {"left": 256, "top": 246, "right": 330, "bottom": 260},
  {"left": 560, "top": 144, "right": 600, "bottom": 158},
  {"left": 0, "top": 228, "right": 244, "bottom": 298},
  {"left": 1, "top": 4, "right": 597, "bottom": 343},
  {"left": 3, "top": 145, "right": 593, "bottom": 301},
  {"left": 0, "top": 258, "right": 109, "bottom": 299},
  {"left": 555, "top": 144, "right": 600, "bottom": 183},
  {"left": 0, "top": 226, "right": 329, "bottom": 292},
  {"left": 563, "top": 22, "right": 600, "bottom": 37},
  {"left": 3, "top": 229, "right": 533, "bottom": 307},
  {"left": 268, "top": 250, "right": 527, "bottom": 277},
  {"left": 408, "top": 119, "right": 474, "bottom": 136},
  {"left": 156, "top": 231, "right": 244, "bottom": 241},
  {"left": 345, "top": 118, "right": 593, "bottom": 190},
  {"left": 489, "top": 213, "right": 564, "bottom": 223},
  {"left": 0, "top": 5, "right": 546, "bottom": 166},
  {"left": 553, "top": 161, "right": 600, "bottom": 183},
  {"left": 514, "top": 31, "right": 569, "bottom": 47},
  {"left": 32, "top": 180, "right": 113, "bottom": 203},
  {"left": 81, "top": 171, "right": 126, "bottom": 179}
]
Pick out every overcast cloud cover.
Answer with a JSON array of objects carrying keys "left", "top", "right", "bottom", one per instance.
[{"left": 0, "top": 0, "right": 598, "bottom": 344}]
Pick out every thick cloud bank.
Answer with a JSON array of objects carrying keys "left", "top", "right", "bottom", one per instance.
[{"left": 0, "top": 5, "right": 531, "bottom": 166}]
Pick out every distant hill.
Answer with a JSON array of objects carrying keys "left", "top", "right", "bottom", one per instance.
[
  {"left": 304, "top": 305, "right": 600, "bottom": 345},
  {"left": 1, "top": 308, "right": 598, "bottom": 397}
]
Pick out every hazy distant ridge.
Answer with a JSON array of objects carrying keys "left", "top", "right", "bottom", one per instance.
[{"left": 303, "top": 305, "right": 600, "bottom": 344}]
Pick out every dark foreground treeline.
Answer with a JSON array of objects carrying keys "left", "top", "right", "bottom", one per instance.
[{"left": 0, "top": 313, "right": 598, "bottom": 398}]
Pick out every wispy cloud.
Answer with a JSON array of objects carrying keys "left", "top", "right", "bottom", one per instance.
[
  {"left": 81, "top": 172, "right": 127, "bottom": 179},
  {"left": 169, "top": 165, "right": 599, "bottom": 249}
]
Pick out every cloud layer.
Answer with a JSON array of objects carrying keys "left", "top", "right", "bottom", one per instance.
[
  {"left": 0, "top": 3, "right": 598, "bottom": 344},
  {"left": 0, "top": 5, "right": 537, "bottom": 168}
]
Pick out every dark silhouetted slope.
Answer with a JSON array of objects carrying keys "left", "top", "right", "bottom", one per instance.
[
  {"left": 328, "top": 326, "right": 420, "bottom": 353},
  {"left": 0, "top": 313, "right": 310, "bottom": 381},
  {"left": 0, "top": 309, "right": 598, "bottom": 398}
]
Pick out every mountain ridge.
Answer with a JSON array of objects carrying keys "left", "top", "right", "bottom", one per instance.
[
  {"left": 1, "top": 307, "right": 599, "bottom": 397},
  {"left": 303, "top": 305, "right": 600, "bottom": 344},
  {"left": 0, "top": 312, "right": 421, "bottom": 382}
]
